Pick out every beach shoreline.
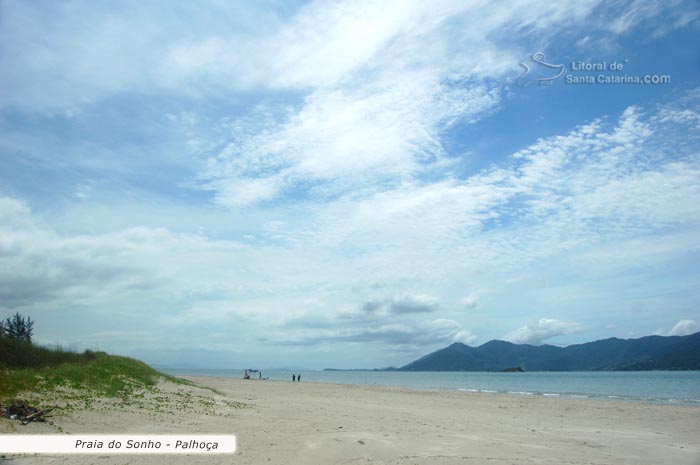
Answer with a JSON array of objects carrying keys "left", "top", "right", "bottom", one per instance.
[
  {"left": 163, "top": 369, "right": 700, "bottom": 406},
  {"left": 2, "top": 375, "right": 699, "bottom": 465}
]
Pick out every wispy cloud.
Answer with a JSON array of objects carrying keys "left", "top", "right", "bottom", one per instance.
[
  {"left": 272, "top": 318, "right": 475, "bottom": 348},
  {"left": 603, "top": 0, "right": 699, "bottom": 36},
  {"left": 361, "top": 294, "right": 440, "bottom": 315},
  {"left": 190, "top": 0, "right": 612, "bottom": 206}
]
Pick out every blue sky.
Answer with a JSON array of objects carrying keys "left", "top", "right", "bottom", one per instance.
[{"left": 1, "top": 0, "right": 699, "bottom": 369}]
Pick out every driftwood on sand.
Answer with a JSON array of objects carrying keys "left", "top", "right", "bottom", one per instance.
[{"left": 0, "top": 399, "right": 55, "bottom": 425}]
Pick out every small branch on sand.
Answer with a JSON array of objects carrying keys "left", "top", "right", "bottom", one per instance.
[
  {"left": 1, "top": 399, "right": 56, "bottom": 425},
  {"left": 21, "top": 407, "right": 55, "bottom": 425}
]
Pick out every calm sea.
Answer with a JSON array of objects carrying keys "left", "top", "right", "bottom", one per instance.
[{"left": 162, "top": 369, "right": 700, "bottom": 406}]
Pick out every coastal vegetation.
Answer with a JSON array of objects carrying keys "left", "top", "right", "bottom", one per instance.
[
  {"left": 1, "top": 326, "right": 246, "bottom": 433},
  {"left": 0, "top": 313, "right": 183, "bottom": 402},
  {"left": 0, "top": 315, "right": 240, "bottom": 432},
  {"left": 0, "top": 312, "right": 34, "bottom": 342},
  {"left": 0, "top": 336, "right": 180, "bottom": 402}
]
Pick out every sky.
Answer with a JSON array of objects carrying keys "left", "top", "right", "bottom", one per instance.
[{"left": 0, "top": 0, "right": 699, "bottom": 369}]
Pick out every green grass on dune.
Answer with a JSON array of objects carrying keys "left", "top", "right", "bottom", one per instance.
[{"left": 0, "top": 335, "right": 186, "bottom": 401}]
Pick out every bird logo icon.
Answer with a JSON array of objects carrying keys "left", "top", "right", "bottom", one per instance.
[{"left": 517, "top": 52, "right": 566, "bottom": 87}]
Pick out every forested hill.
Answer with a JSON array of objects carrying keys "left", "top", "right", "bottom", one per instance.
[{"left": 399, "top": 332, "right": 700, "bottom": 371}]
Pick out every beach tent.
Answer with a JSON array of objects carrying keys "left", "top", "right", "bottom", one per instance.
[{"left": 244, "top": 369, "right": 262, "bottom": 379}]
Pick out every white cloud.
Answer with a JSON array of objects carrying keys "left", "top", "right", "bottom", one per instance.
[
  {"left": 460, "top": 293, "right": 478, "bottom": 309},
  {"left": 452, "top": 328, "right": 478, "bottom": 345},
  {"left": 504, "top": 318, "right": 583, "bottom": 345},
  {"left": 663, "top": 320, "right": 699, "bottom": 337}
]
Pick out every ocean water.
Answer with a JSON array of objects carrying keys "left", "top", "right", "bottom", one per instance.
[{"left": 163, "top": 369, "right": 700, "bottom": 406}]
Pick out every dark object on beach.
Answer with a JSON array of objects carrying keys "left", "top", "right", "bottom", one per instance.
[
  {"left": 298, "top": 374, "right": 301, "bottom": 382},
  {"left": 292, "top": 374, "right": 296, "bottom": 382},
  {"left": 500, "top": 366, "right": 524, "bottom": 372},
  {"left": 1, "top": 399, "right": 55, "bottom": 425},
  {"left": 245, "top": 369, "right": 262, "bottom": 380}
]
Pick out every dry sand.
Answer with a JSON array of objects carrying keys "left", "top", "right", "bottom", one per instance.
[{"left": 1, "top": 376, "right": 698, "bottom": 465}]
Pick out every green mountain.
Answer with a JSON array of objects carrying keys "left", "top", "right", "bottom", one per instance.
[{"left": 399, "top": 332, "right": 700, "bottom": 371}]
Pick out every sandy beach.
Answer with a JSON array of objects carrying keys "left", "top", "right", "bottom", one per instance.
[{"left": 2, "top": 376, "right": 699, "bottom": 465}]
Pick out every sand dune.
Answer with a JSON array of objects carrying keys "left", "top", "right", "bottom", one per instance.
[{"left": 2, "top": 376, "right": 698, "bottom": 465}]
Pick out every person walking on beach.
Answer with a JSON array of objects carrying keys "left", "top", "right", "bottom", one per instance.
[
  {"left": 292, "top": 374, "right": 296, "bottom": 382},
  {"left": 298, "top": 373, "right": 301, "bottom": 382}
]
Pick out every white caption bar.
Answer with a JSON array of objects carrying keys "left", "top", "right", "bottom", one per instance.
[{"left": 0, "top": 435, "right": 236, "bottom": 454}]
